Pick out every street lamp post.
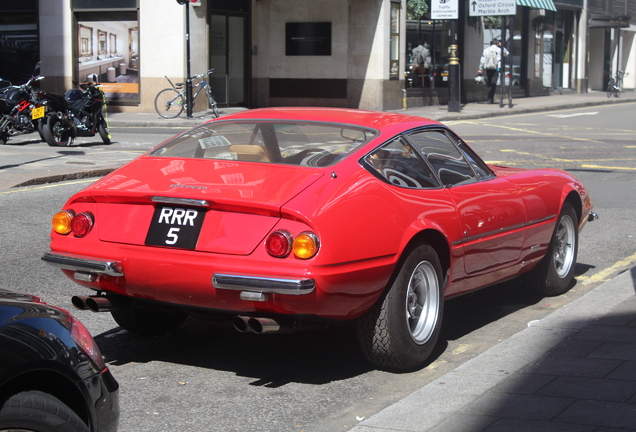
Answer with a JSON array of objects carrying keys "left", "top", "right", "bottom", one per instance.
[
  {"left": 448, "top": 20, "right": 461, "bottom": 112},
  {"left": 177, "top": 0, "right": 193, "bottom": 118}
]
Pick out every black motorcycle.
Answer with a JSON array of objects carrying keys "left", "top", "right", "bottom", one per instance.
[
  {"left": 41, "top": 80, "right": 110, "bottom": 147},
  {"left": 0, "top": 75, "right": 45, "bottom": 144}
]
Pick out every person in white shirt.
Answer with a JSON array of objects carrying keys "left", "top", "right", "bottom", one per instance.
[
  {"left": 412, "top": 41, "right": 432, "bottom": 87},
  {"left": 478, "top": 39, "right": 509, "bottom": 103}
]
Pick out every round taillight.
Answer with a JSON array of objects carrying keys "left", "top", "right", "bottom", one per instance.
[
  {"left": 266, "top": 230, "right": 293, "bottom": 258},
  {"left": 292, "top": 232, "right": 320, "bottom": 259},
  {"left": 52, "top": 210, "right": 75, "bottom": 235},
  {"left": 71, "top": 212, "right": 94, "bottom": 238}
]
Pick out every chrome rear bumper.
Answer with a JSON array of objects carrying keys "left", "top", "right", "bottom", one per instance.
[
  {"left": 41, "top": 252, "right": 124, "bottom": 277},
  {"left": 213, "top": 274, "right": 315, "bottom": 295}
]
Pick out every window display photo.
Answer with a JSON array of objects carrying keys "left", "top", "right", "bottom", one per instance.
[{"left": 76, "top": 18, "right": 139, "bottom": 104}]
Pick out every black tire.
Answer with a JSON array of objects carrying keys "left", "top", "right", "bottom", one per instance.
[
  {"left": 0, "top": 391, "right": 89, "bottom": 432},
  {"left": 525, "top": 202, "right": 578, "bottom": 297},
  {"left": 212, "top": 102, "right": 220, "bottom": 118},
  {"left": 111, "top": 304, "right": 187, "bottom": 335},
  {"left": 607, "top": 79, "right": 614, "bottom": 98},
  {"left": 42, "top": 116, "right": 71, "bottom": 147},
  {"left": 155, "top": 88, "right": 184, "bottom": 119},
  {"left": 97, "top": 115, "right": 110, "bottom": 144},
  {"left": 356, "top": 244, "right": 444, "bottom": 371},
  {"left": 37, "top": 119, "right": 46, "bottom": 142}
]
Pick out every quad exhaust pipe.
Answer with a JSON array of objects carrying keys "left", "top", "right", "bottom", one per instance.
[{"left": 72, "top": 295, "right": 128, "bottom": 313}]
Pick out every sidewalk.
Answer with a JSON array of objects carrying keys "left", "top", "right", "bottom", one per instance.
[{"left": 349, "top": 268, "right": 636, "bottom": 432}]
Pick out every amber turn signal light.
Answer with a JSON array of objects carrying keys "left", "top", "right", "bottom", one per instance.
[
  {"left": 52, "top": 210, "right": 75, "bottom": 235},
  {"left": 292, "top": 232, "right": 320, "bottom": 259}
]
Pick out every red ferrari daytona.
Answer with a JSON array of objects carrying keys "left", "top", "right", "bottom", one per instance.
[{"left": 42, "top": 108, "right": 596, "bottom": 371}]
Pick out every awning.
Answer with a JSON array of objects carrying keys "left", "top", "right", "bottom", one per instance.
[{"left": 517, "top": 0, "right": 557, "bottom": 12}]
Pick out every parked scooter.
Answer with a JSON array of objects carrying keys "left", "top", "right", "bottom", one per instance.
[
  {"left": 41, "top": 78, "right": 110, "bottom": 147},
  {"left": 0, "top": 75, "right": 46, "bottom": 144}
]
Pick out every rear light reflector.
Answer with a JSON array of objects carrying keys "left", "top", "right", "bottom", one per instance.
[
  {"left": 266, "top": 230, "right": 293, "bottom": 258},
  {"left": 71, "top": 212, "right": 94, "bottom": 238}
]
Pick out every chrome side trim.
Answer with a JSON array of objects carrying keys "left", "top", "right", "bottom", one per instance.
[
  {"left": 41, "top": 252, "right": 124, "bottom": 277},
  {"left": 452, "top": 214, "right": 557, "bottom": 246},
  {"left": 151, "top": 196, "right": 209, "bottom": 207},
  {"left": 213, "top": 274, "right": 315, "bottom": 295}
]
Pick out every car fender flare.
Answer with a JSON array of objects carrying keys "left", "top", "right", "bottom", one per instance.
[{"left": 393, "top": 225, "right": 452, "bottom": 293}]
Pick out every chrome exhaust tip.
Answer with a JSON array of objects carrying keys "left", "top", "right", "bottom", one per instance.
[
  {"left": 248, "top": 317, "right": 280, "bottom": 334},
  {"left": 71, "top": 295, "right": 90, "bottom": 311},
  {"left": 84, "top": 296, "right": 117, "bottom": 312},
  {"left": 232, "top": 315, "right": 252, "bottom": 333}
]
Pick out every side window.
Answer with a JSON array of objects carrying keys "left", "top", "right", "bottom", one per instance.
[
  {"left": 407, "top": 130, "right": 477, "bottom": 186},
  {"left": 363, "top": 137, "right": 439, "bottom": 189},
  {"left": 456, "top": 139, "right": 494, "bottom": 180}
]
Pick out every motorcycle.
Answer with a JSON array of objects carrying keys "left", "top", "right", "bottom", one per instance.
[
  {"left": 41, "top": 79, "right": 110, "bottom": 147},
  {"left": 0, "top": 75, "right": 46, "bottom": 144}
]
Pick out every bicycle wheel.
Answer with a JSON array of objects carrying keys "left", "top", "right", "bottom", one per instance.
[
  {"left": 206, "top": 88, "right": 220, "bottom": 118},
  {"left": 617, "top": 77, "right": 624, "bottom": 93},
  {"left": 607, "top": 79, "right": 615, "bottom": 98},
  {"left": 155, "top": 88, "right": 184, "bottom": 118}
]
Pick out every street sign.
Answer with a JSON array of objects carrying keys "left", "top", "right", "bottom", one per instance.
[
  {"left": 469, "top": 0, "right": 517, "bottom": 16},
  {"left": 431, "top": 0, "right": 459, "bottom": 20}
]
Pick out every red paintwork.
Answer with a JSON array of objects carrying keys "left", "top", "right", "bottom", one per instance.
[{"left": 47, "top": 108, "right": 593, "bottom": 320}]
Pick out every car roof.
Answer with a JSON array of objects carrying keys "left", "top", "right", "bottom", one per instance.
[{"left": 213, "top": 107, "right": 441, "bottom": 132}]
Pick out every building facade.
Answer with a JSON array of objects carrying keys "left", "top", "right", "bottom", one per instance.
[{"left": 0, "top": 0, "right": 633, "bottom": 113}]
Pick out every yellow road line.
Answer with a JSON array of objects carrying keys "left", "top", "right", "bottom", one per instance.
[
  {"left": 581, "top": 164, "right": 636, "bottom": 171},
  {"left": 579, "top": 252, "right": 636, "bottom": 285}
]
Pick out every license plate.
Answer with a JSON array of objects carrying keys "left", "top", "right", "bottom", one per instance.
[
  {"left": 145, "top": 206, "right": 205, "bottom": 249},
  {"left": 31, "top": 106, "right": 45, "bottom": 120}
]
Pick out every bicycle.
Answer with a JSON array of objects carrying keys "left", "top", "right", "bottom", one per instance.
[
  {"left": 607, "top": 70, "right": 625, "bottom": 98},
  {"left": 155, "top": 69, "right": 219, "bottom": 119}
]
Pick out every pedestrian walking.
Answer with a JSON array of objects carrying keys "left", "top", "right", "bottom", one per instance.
[{"left": 478, "top": 39, "right": 508, "bottom": 104}]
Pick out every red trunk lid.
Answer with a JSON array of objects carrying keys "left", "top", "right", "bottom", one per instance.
[{"left": 85, "top": 157, "right": 324, "bottom": 255}]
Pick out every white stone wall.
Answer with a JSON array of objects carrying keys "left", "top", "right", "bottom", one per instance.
[{"left": 39, "top": 0, "right": 73, "bottom": 93}]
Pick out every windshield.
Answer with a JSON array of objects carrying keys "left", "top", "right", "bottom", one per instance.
[{"left": 148, "top": 120, "right": 378, "bottom": 167}]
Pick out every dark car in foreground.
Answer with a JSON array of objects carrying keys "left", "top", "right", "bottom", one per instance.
[{"left": 0, "top": 287, "right": 119, "bottom": 432}]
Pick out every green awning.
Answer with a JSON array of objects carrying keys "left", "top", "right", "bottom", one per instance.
[{"left": 517, "top": 0, "right": 557, "bottom": 12}]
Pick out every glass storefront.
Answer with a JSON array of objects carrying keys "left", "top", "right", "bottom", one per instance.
[{"left": 405, "top": 19, "right": 452, "bottom": 88}]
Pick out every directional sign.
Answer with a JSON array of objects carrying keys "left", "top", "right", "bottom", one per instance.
[{"left": 469, "top": 0, "right": 517, "bottom": 16}]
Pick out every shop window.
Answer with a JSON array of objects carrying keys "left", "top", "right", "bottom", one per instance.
[
  {"left": 75, "top": 11, "right": 139, "bottom": 105},
  {"left": 405, "top": 18, "right": 452, "bottom": 88}
]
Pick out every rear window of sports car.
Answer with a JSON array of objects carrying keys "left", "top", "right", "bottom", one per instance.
[{"left": 148, "top": 121, "right": 378, "bottom": 167}]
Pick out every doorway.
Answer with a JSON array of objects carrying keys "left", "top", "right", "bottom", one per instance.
[{"left": 209, "top": 14, "right": 248, "bottom": 107}]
